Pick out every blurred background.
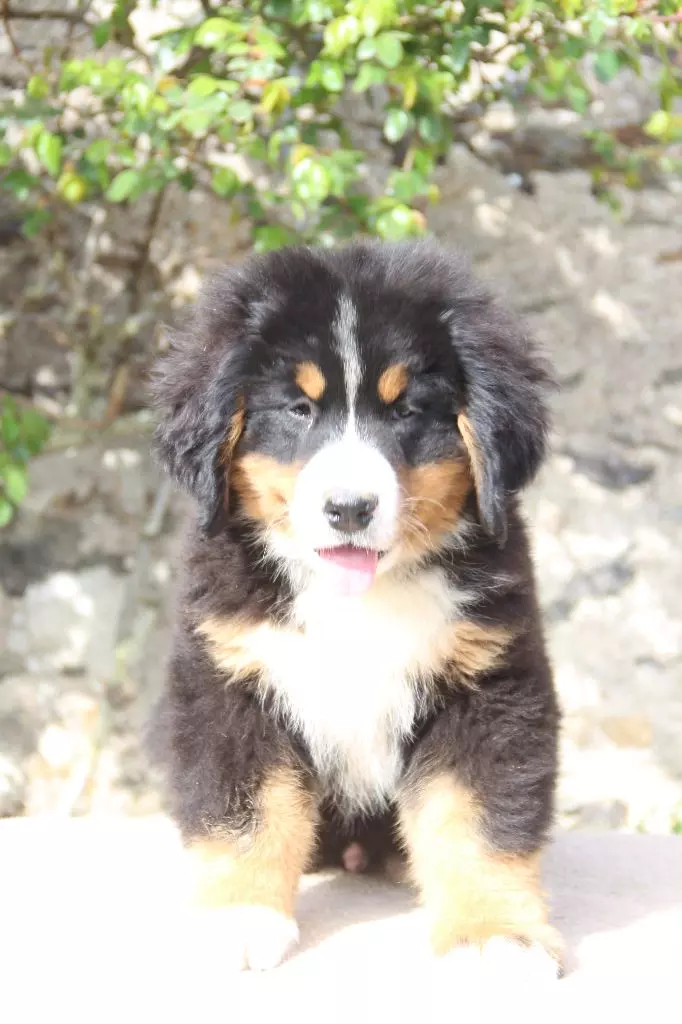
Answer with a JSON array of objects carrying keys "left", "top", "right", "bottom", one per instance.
[{"left": 0, "top": 1, "right": 680, "bottom": 833}]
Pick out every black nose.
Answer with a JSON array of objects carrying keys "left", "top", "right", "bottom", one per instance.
[{"left": 324, "top": 495, "right": 378, "bottom": 534}]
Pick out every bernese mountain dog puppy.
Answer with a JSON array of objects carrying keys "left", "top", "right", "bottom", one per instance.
[{"left": 149, "top": 240, "right": 562, "bottom": 977}]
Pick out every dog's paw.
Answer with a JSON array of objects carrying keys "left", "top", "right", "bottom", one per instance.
[
  {"left": 203, "top": 906, "right": 299, "bottom": 971},
  {"left": 444, "top": 936, "right": 561, "bottom": 986}
]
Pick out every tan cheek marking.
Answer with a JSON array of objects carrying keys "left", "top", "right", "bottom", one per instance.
[
  {"left": 378, "top": 363, "right": 409, "bottom": 404},
  {"left": 398, "top": 774, "right": 562, "bottom": 963},
  {"left": 197, "top": 615, "right": 302, "bottom": 684},
  {"left": 220, "top": 400, "right": 246, "bottom": 466},
  {"left": 457, "top": 413, "right": 484, "bottom": 499},
  {"left": 399, "top": 459, "right": 472, "bottom": 556},
  {"left": 231, "top": 452, "right": 302, "bottom": 530},
  {"left": 189, "top": 769, "right": 318, "bottom": 916},
  {"left": 295, "top": 361, "right": 326, "bottom": 402}
]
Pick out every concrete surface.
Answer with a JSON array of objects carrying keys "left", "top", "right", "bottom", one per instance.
[{"left": 1, "top": 819, "right": 681, "bottom": 1020}]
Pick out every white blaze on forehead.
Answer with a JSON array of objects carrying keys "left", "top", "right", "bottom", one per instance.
[{"left": 333, "top": 293, "right": 362, "bottom": 417}]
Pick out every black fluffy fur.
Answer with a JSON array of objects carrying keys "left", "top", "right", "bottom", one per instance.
[{"left": 148, "top": 239, "right": 559, "bottom": 866}]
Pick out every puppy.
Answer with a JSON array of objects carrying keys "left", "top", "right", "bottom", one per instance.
[{"left": 149, "top": 240, "right": 561, "bottom": 975}]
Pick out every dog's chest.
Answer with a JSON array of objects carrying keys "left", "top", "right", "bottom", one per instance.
[{"left": 263, "top": 568, "right": 460, "bottom": 813}]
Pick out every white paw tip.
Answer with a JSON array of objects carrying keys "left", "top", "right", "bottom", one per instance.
[
  {"left": 445, "top": 937, "right": 561, "bottom": 986},
  {"left": 215, "top": 905, "right": 300, "bottom": 972}
]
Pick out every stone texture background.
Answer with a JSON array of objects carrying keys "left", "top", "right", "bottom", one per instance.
[{"left": 1, "top": 8, "right": 681, "bottom": 831}]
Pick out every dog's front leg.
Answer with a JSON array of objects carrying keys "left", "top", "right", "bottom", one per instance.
[
  {"left": 151, "top": 638, "right": 318, "bottom": 970},
  {"left": 188, "top": 766, "right": 317, "bottom": 970},
  {"left": 396, "top": 691, "right": 563, "bottom": 979}
]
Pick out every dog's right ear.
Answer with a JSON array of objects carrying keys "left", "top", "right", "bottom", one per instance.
[{"left": 151, "top": 324, "right": 246, "bottom": 537}]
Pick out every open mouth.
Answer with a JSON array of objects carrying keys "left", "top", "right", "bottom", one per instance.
[{"left": 315, "top": 545, "right": 384, "bottom": 597}]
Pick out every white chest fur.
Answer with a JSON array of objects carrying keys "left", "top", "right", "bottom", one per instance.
[{"left": 262, "top": 567, "right": 464, "bottom": 815}]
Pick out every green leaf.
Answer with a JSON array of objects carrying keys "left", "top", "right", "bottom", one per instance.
[
  {"left": 0, "top": 142, "right": 12, "bottom": 167},
  {"left": 300, "top": 0, "right": 330, "bottom": 23},
  {"left": 565, "top": 84, "right": 590, "bottom": 115},
  {"left": 1, "top": 169, "right": 38, "bottom": 201},
  {"left": 106, "top": 169, "right": 141, "bottom": 202},
  {"left": 644, "top": 111, "right": 682, "bottom": 142},
  {"left": 177, "top": 170, "right": 195, "bottom": 192},
  {"left": 253, "top": 224, "right": 298, "bottom": 252},
  {"left": 417, "top": 114, "right": 444, "bottom": 144},
  {"left": 228, "top": 99, "right": 253, "bottom": 123},
  {"left": 375, "top": 32, "right": 403, "bottom": 69},
  {"left": 85, "top": 139, "right": 111, "bottom": 163},
  {"left": 562, "top": 36, "right": 586, "bottom": 61},
  {"left": 292, "top": 157, "right": 331, "bottom": 203},
  {"left": 57, "top": 172, "right": 88, "bottom": 203},
  {"left": 261, "top": 80, "right": 291, "bottom": 115},
  {"left": 129, "top": 81, "right": 154, "bottom": 112},
  {"left": 644, "top": 110, "right": 669, "bottom": 138},
  {"left": 178, "top": 109, "right": 214, "bottom": 134},
  {"left": 324, "top": 16, "right": 360, "bottom": 57},
  {"left": 115, "top": 145, "right": 137, "bottom": 166},
  {"left": 0, "top": 498, "right": 13, "bottom": 529},
  {"left": 194, "top": 18, "right": 239, "bottom": 48},
  {"left": 375, "top": 203, "right": 421, "bottom": 241},
  {"left": 356, "top": 38, "right": 376, "bottom": 61},
  {"left": 36, "top": 132, "right": 63, "bottom": 177},
  {"left": 27, "top": 75, "right": 49, "bottom": 100},
  {"left": 349, "top": 0, "right": 397, "bottom": 36},
  {"left": 211, "top": 167, "right": 240, "bottom": 197},
  {"left": 445, "top": 37, "right": 470, "bottom": 75},
  {"left": 1, "top": 464, "right": 27, "bottom": 505},
  {"left": 594, "top": 49, "right": 621, "bottom": 84},
  {"left": 22, "top": 208, "right": 52, "bottom": 236},
  {"left": 384, "top": 108, "right": 411, "bottom": 143},
  {"left": 587, "top": 8, "right": 610, "bottom": 45},
  {"left": 20, "top": 409, "right": 50, "bottom": 453},
  {"left": 187, "top": 75, "right": 222, "bottom": 98},
  {"left": 320, "top": 63, "right": 344, "bottom": 92},
  {"left": 387, "top": 168, "right": 427, "bottom": 201},
  {"left": 353, "top": 64, "right": 387, "bottom": 92},
  {"left": 92, "top": 20, "right": 111, "bottom": 48}
]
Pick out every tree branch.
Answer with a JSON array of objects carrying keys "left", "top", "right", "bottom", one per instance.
[
  {"left": 3, "top": 6, "right": 85, "bottom": 21},
  {"left": 1, "top": 0, "right": 37, "bottom": 72}
]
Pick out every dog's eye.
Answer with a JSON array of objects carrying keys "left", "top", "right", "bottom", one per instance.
[
  {"left": 391, "top": 401, "right": 419, "bottom": 421},
  {"left": 288, "top": 398, "right": 315, "bottom": 421}
]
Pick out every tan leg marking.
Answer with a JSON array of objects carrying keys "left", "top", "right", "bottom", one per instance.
[
  {"left": 398, "top": 774, "right": 562, "bottom": 961},
  {"left": 190, "top": 769, "right": 318, "bottom": 917},
  {"left": 295, "top": 361, "right": 326, "bottom": 402}
]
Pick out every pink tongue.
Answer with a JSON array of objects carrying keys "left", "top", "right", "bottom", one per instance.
[{"left": 317, "top": 547, "right": 379, "bottom": 597}]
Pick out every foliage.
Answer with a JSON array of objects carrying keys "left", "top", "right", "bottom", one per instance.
[
  {"left": 0, "top": 398, "right": 51, "bottom": 527},
  {"left": 1, "top": 1, "right": 681, "bottom": 249},
  {"left": 0, "top": 1, "right": 681, "bottom": 523}
]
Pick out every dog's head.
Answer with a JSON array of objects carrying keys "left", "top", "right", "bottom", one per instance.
[{"left": 152, "top": 241, "right": 552, "bottom": 594}]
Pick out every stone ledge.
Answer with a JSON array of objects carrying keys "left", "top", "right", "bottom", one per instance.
[{"left": 1, "top": 818, "right": 681, "bottom": 1018}]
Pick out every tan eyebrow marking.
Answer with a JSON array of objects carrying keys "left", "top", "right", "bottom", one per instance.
[
  {"left": 295, "top": 361, "right": 326, "bottom": 401},
  {"left": 378, "top": 363, "right": 409, "bottom": 404}
]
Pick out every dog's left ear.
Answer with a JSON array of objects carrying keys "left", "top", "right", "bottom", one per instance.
[
  {"left": 449, "top": 298, "right": 554, "bottom": 547},
  {"left": 151, "top": 322, "right": 247, "bottom": 538}
]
